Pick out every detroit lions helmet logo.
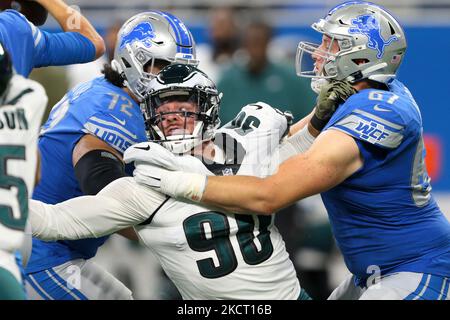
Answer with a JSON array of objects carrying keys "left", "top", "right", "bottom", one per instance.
[
  {"left": 120, "top": 22, "right": 156, "bottom": 49},
  {"left": 348, "top": 14, "right": 398, "bottom": 58}
]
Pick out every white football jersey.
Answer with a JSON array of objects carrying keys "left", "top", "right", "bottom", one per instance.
[
  {"left": 30, "top": 101, "right": 301, "bottom": 299},
  {"left": 135, "top": 102, "right": 299, "bottom": 299},
  {"left": 136, "top": 195, "right": 300, "bottom": 299},
  {"left": 213, "top": 102, "right": 288, "bottom": 177},
  {"left": 0, "top": 75, "right": 48, "bottom": 252}
]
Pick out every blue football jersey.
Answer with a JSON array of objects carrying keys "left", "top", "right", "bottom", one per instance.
[
  {"left": 26, "top": 77, "right": 147, "bottom": 273},
  {"left": 322, "top": 79, "right": 450, "bottom": 283},
  {"left": 0, "top": 10, "right": 95, "bottom": 77}
]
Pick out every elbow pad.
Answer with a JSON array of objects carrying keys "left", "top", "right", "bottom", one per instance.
[{"left": 74, "top": 149, "right": 125, "bottom": 195}]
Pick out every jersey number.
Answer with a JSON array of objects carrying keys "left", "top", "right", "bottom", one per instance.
[
  {"left": 227, "top": 112, "right": 261, "bottom": 136},
  {"left": 183, "top": 212, "right": 274, "bottom": 279},
  {"left": 0, "top": 146, "right": 28, "bottom": 230}
]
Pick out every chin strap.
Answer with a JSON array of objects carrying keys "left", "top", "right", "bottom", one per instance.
[
  {"left": 346, "top": 62, "right": 389, "bottom": 83},
  {"left": 312, "top": 62, "right": 391, "bottom": 92}
]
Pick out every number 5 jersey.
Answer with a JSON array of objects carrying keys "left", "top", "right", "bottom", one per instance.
[{"left": 0, "top": 75, "right": 47, "bottom": 278}]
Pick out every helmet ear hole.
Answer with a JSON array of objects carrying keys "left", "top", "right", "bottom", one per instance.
[
  {"left": 388, "top": 22, "right": 396, "bottom": 35},
  {"left": 121, "top": 58, "right": 131, "bottom": 68},
  {"left": 352, "top": 58, "right": 369, "bottom": 66}
]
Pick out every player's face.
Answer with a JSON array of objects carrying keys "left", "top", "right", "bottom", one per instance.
[
  {"left": 312, "top": 35, "right": 340, "bottom": 76},
  {"left": 156, "top": 100, "right": 199, "bottom": 137}
]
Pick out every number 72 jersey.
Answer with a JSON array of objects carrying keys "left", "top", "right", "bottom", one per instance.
[{"left": 0, "top": 75, "right": 47, "bottom": 252}]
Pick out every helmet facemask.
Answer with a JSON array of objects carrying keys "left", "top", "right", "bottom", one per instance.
[
  {"left": 144, "top": 85, "right": 221, "bottom": 155},
  {"left": 296, "top": 32, "right": 357, "bottom": 78}
]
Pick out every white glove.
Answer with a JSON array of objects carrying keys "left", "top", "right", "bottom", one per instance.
[
  {"left": 124, "top": 142, "right": 210, "bottom": 175},
  {"left": 133, "top": 165, "right": 207, "bottom": 202},
  {"left": 125, "top": 142, "right": 208, "bottom": 202}
]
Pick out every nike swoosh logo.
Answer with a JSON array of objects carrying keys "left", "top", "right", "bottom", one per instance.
[
  {"left": 134, "top": 145, "right": 151, "bottom": 151},
  {"left": 249, "top": 104, "right": 263, "bottom": 110},
  {"left": 111, "top": 115, "right": 126, "bottom": 126},
  {"left": 374, "top": 105, "right": 391, "bottom": 112},
  {"left": 6, "top": 88, "right": 34, "bottom": 105}
]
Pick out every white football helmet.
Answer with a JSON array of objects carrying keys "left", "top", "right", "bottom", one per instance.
[
  {"left": 295, "top": 1, "right": 407, "bottom": 91},
  {"left": 111, "top": 11, "right": 199, "bottom": 101},
  {"left": 143, "top": 64, "right": 221, "bottom": 154}
]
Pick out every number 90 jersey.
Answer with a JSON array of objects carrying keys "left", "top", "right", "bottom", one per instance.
[
  {"left": 0, "top": 75, "right": 47, "bottom": 252},
  {"left": 136, "top": 200, "right": 300, "bottom": 299},
  {"left": 135, "top": 102, "right": 300, "bottom": 299}
]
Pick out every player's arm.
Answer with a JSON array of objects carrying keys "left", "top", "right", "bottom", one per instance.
[
  {"left": 73, "top": 134, "right": 124, "bottom": 195},
  {"left": 289, "top": 81, "right": 356, "bottom": 137},
  {"left": 73, "top": 134, "right": 140, "bottom": 241},
  {"left": 28, "top": 0, "right": 105, "bottom": 68},
  {"left": 153, "top": 129, "right": 363, "bottom": 214},
  {"left": 277, "top": 81, "right": 356, "bottom": 162},
  {"left": 205, "top": 129, "right": 362, "bottom": 214},
  {"left": 29, "top": 178, "right": 167, "bottom": 241},
  {"left": 289, "top": 109, "right": 314, "bottom": 136},
  {"left": 34, "top": 0, "right": 105, "bottom": 59}
]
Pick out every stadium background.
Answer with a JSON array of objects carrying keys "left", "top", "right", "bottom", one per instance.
[{"left": 29, "top": 0, "right": 450, "bottom": 299}]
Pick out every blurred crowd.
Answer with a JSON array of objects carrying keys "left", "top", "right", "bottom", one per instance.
[{"left": 30, "top": 6, "right": 347, "bottom": 300}]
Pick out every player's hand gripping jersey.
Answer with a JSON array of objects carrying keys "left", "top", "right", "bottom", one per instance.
[
  {"left": 26, "top": 77, "right": 147, "bottom": 274},
  {"left": 0, "top": 74, "right": 47, "bottom": 279},
  {"left": 29, "top": 103, "right": 303, "bottom": 299},
  {"left": 322, "top": 79, "right": 450, "bottom": 284}
]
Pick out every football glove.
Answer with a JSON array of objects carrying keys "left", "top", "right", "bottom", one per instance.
[
  {"left": 124, "top": 142, "right": 210, "bottom": 175},
  {"left": 310, "top": 80, "right": 357, "bottom": 132},
  {"left": 124, "top": 142, "right": 209, "bottom": 202}
]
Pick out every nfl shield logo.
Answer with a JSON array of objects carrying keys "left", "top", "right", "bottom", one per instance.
[{"left": 222, "top": 168, "right": 234, "bottom": 176}]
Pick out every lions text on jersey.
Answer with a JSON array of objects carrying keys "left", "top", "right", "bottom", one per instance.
[{"left": 26, "top": 77, "right": 147, "bottom": 275}]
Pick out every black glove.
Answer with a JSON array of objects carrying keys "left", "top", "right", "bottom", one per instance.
[{"left": 310, "top": 80, "right": 357, "bottom": 132}]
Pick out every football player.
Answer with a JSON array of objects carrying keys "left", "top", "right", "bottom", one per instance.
[
  {"left": 1, "top": 0, "right": 104, "bottom": 299},
  {"left": 0, "top": 43, "right": 48, "bottom": 299},
  {"left": 136, "top": 1, "right": 450, "bottom": 300},
  {"left": 28, "top": 64, "right": 318, "bottom": 299},
  {"left": 24, "top": 11, "right": 198, "bottom": 300},
  {"left": 0, "top": 0, "right": 105, "bottom": 77}
]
